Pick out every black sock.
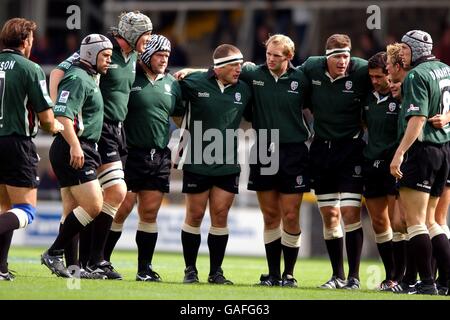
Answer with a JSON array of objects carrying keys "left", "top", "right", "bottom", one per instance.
[
  {"left": 282, "top": 245, "right": 299, "bottom": 277},
  {"left": 78, "top": 222, "right": 93, "bottom": 268},
  {"left": 88, "top": 212, "right": 113, "bottom": 265},
  {"left": 409, "top": 234, "right": 434, "bottom": 285},
  {"left": 376, "top": 240, "right": 395, "bottom": 280},
  {"left": 207, "top": 233, "right": 229, "bottom": 275},
  {"left": 104, "top": 230, "right": 122, "bottom": 262},
  {"left": 431, "top": 234, "right": 450, "bottom": 285},
  {"left": 0, "top": 212, "right": 20, "bottom": 234},
  {"left": 346, "top": 228, "right": 363, "bottom": 279},
  {"left": 325, "top": 238, "right": 345, "bottom": 279},
  {"left": 49, "top": 212, "right": 85, "bottom": 256},
  {"left": 181, "top": 230, "right": 201, "bottom": 268},
  {"left": 403, "top": 239, "right": 418, "bottom": 284},
  {"left": 264, "top": 238, "right": 281, "bottom": 279},
  {"left": 59, "top": 223, "right": 79, "bottom": 267},
  {"left": 136, "top": 230, "right": 158, "bottom": 272},
  {"left": 0, "top": 230, "right": 14, "bottom": 273},
  {"left": 392, "top": 240, "right": 407, "bottom": 282}
]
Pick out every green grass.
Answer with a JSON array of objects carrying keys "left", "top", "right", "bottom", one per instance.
[{"left": 0, "top": 246, "right": 446, "bottom": 300}]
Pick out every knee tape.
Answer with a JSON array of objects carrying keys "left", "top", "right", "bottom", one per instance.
[
  {"left": 98, "top": 162, "right": 125, "bottom": 190},
  {"left": 10, "top": 203, "right": 36, "bottom": 228}
]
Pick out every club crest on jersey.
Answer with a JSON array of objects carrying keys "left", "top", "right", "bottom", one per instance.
[
  {"left": 58, "top": 90, "right": 70, "bottom": 103},
  {"left": 291, "top": 81, "right": 298, "bottom": 91},
  {"left": 296, "top": 175, "right": 303, "bottom": 186},
  {"left": 165, "top": 84, "right": 171, "bottom": 92},
  {"left": 235, "top": 92, "right": 241, "bottom": 102},
  {"left": 388, "top": 102, "right": 397, "bottom": 112},
  {"left": 345, "top": 81, "right": 353, "bottom": 90}
]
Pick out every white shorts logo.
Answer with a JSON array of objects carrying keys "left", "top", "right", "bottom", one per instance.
[{"left": 58, "top": 90, "right": 70, "bottom": 103}]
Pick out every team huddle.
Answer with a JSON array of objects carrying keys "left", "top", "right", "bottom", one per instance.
[{"left": 0, "top": 11, "right": 449, "bottom": 296}]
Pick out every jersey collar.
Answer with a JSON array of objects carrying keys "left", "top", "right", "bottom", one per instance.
[
  {"left": 0, "top": 48, "right": 24, "bottom": 57},
  {"left": 74, "top": 60, "right": 98, "bottom": 76},
  {"left": 323, "top": 57, "right": 356, "bottom": 82},
  {"left": 372, "top": 90, "right": 391, "bottom": 104},
  {"left": 207, "top": 67, "right": 233, "bottom": 93}
]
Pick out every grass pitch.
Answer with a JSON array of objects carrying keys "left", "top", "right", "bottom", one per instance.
[{"left": 0, "top": 246, "right": 446, "bottom": 300}]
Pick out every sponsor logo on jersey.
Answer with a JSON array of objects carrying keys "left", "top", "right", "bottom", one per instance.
[
  {"left": 54, "top": 105, "right": 66, "bottom": 112},
  {"left": 198, "top": 92, "right": 210, "bottom": 98},
  {"left": 252, "top": 80, "right": 264, "bottom": 86},
  {"left": 312, "top": 80, "right": 321, "bottom": 86},
  {"left": 107, "top": 151, "right": 117, "bottom": 157},
  {"left": 131, "top": 86, "right": 142, "bottom": 92},
  {"left": 85, "top": 170, "right": 95, "bottom": 175},
  {"left": 407, "top": 104, "right": 420, "bottom": 112},
  {"left": 108, "top": 64, "right": 119, "bottom": 69},
  {"left": 58, "top": 90, "right": 70, "bottom": 103},
  {"left": 187, "top": 183, "right": 197, "bottom": 188}
]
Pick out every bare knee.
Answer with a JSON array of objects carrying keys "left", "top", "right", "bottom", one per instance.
[
  {"left": 103, "top": 183, "right": 127, "bottom": 207},
  {"left": 320, "top": 207, "right": 340, "bottom": 228},
  {"left": 282, "top": 210, "right": 300, "bottom": 231}
]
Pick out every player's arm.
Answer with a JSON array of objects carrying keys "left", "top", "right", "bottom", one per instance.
[
  {"left": 49, "top": 68, "right": 66, "bottom": 103},
  {"left": 390, "top": 115, "right": 426, "bottom": 179},
  {"left": 428, "top": 111, "right": 450, "bottom": 128},
  {"left": 57, "top": 116, "right": 84, "bottom": 169},
  {"left": 173, "top": 68, "right": 206, "bottom": 80},
  {"left": 37, "top": 109, "right": 64, "bottom": 134}
]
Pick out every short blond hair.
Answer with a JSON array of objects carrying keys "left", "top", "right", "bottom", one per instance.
[
  {"left": 265, "top": 34, "right": 295, "bottom": 57},
  {"left": 386, "top": 42, "right": 403, "bottom": 67}
]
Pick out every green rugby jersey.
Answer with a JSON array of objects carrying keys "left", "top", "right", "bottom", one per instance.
[
  {"left": 300, "top": 56, "right": 370, "bottom": 140},
  {"left": 0, "top": 49, "right": 53, "bottom": 137},
  {"left": 56, "top": 51, "right": 80, "bottom": 72},
  {"left": 240, "top": 63, "right": 311, "bottom": 143},
  {"left": 100, "top": 38, "right": 137, "bottom": 122},
  {"left": 54, "top": 64, "right": 104, "bottom": 142},
  {"left": 399, "top": 59, "right": 450, "bottom": 144},
  {"left": 56, "top": 37, "right": 137, "bottom": 122},
  {"left": 179, "top": 69, "right": 252, "bottom": 176},
  {"left": 125, "top": 63, "right": 184, "bottom": 149},
  {"left": 363, "top": 91, "right": 400, "bottom": 160}
]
